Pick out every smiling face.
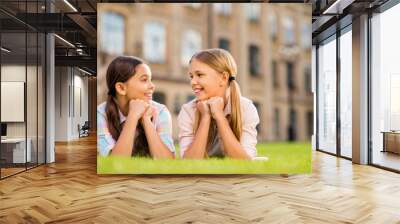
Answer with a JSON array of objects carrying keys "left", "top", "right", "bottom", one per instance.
[
  {"left": 115, "top": 63, "right": 155, "bottom": 103},
  {"left": 188, "top": 59, "right": 227, "bottom": 101}
]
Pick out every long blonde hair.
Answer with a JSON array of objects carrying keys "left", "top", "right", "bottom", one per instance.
[{"left": 190, "top": 48, "right": 243, "bottom": 155}]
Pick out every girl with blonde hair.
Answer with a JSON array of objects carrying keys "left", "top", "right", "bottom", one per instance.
[{"left": 178, "top": 48, "right": 260, "bottom": 159}]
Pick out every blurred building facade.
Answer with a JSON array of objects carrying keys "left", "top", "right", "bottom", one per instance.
[{"left": 97, "top": 3, "right": 312, "bottom": 142}]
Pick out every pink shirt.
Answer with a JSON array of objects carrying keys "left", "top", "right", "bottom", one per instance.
[{"left": 177, "top": 96, "right": 259, "bottom": 159}]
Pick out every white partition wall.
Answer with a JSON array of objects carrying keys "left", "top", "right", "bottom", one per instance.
[{"left": 55, "top": 67, "right": 89, "bottom": 141}]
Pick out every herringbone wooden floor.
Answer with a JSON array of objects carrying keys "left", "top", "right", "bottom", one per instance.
[{"left": 1, "top": 135, "right": 400, "bottom": 224}]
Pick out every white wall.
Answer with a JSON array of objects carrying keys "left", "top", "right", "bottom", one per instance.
[
  {"left": 1, "top": 65, "right": 33, "bottom": 138},
  {"left": 55, "top": 67, "right": 89, "bottom": 141}
]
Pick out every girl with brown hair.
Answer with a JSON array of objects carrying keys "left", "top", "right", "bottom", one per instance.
[{"left": 97, "top": 56, "right": 175, "bottom": 158}]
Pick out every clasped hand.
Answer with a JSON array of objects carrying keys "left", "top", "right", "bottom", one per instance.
[
  {"left": 196, "top": 96, "right": 225, "bottom": 119},
  {"left": 128, "top": 99, "right": 154, "bottom": 123}
]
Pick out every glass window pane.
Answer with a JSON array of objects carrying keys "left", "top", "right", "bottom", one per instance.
[
  {"left": 100, "top": 12, "right": 125, "bottom": 55},
  {"left": 218, "top": 38, "right": 230, "bottom": 51},
  {"left": 371, "top": 4, "right": 400, "bottom": 171},
  {"left": 181, "top": 29, "right": 201, "bottom": 66},
  {"left": 213, "top": 3, "right": 232, "bottom": 15},
  {"left": 302, "top": 23, "right": 311, "bottom": 49},
  {"left": 340, "top": 28, "right": 352, "bottom": 158},
  {"left": 249, "top": 45, "right": 260, "bottom": 76},
  {"left": 244, "top": 4, "right": 260, "bottom": 21},
  {"left": 144, "top": 21, "right": 166, "bottom": 63},
  {"left": 274, "top": 108, "right": 280, "bottom": 140},
  {"left": 268, "top": 11, "right": 277, "bottom": 41},
  {"left": 283, "top": 17, "right": 295, "bottom": 46},
  {"left": 27, "top": 31, "right": 38, "bottom": 168},
  {"left": 1, "top": 30, "right": 27, "bottom": 177},
  {"left": 318, "top": 36, "right": 337, "bottom": 154},
  {"left": 38, "top": 33, "right": 45, "bottom": 165}
]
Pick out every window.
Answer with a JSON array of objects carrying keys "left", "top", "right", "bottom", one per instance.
[
  {"left": 144, "top": 21, "right": 166, "bottom": 63},
  {"left": 0, "top": 16, "right": 46, "bottom": 178},
  {"left": 274, "top": 108, "right": 280, "bottom": 139},
  {"left": 286, "top": 62, "right": 295, "bottom": 91},
  {"left": 249, "top": 45, "right": 260, "bottom": 77},
  {"left": 100, "top": 12, "right": 124, "bottom": 55},
  {"left": 272, "top": 60, "right": 278, "bottom": 88},
  {"left": 301, "top": 23, "right": 311, "bottom": 49},
  {"left": 268, "top": 12, "right": 278, "bottom": 41},
  {"left": 288, "top": 109, "right": 297, "bottom": 141},
  {"left": 307, "top": 111, "right": 313, "bottom": 138},
  {"left": 318, "top": 36, "right": 337, "bottom": 154},
  {"left": 218, "top": 38, "right": 230, "bottom": 51},
  {"left": 304, "top": 66, "right": 312, "bottom": 93},
  {"left": 283, "top": 17, "right": 295, "bottom": 46},
  {"left": 214, "top": 3, "right": 232, "bottom": 16},
  {"left": 244, "top": 4, "right": 260, "bottom": 21},
  {"left": 183, "top": 3, "right": 201, "bottom": 9},
  {"left": 371, "top": 4, "right": 400, "bottom": 171},
  {"left": 153, "top": 92, "right": 166, "bottom": 105},
  {"left": 181, "top": 29, "right": 201, "bottom": 66},
  {"left": 340, "top": 28, "right": 352, "bottom": 158}
]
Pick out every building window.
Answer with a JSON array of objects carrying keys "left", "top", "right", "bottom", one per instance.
[
  {"left": 286, "top": 62, "right": 295, "bottom": 91},
  {"left": 268, "top": 12, "right": 278, "bottom": 41},
  {"left": 183, "top": 3, "right": 201, "bottom": 9},
  {"left": 181, "top": 29, "right": 201, "bottom": 66},
  {"left": 249, "top": 45, "right": 260, "bottom": 77},
  {"left": 301, "top": 23, "right": 311, "bottom": 49},
  {"left": 244, "top": 4, "right": 260, "bottom": 21},
  {"left": 283, "top": 17, "right": 295, "bottom": 46},
  {"left": 307, "top": 111, "right": 313, "bottom": 138},
  {"left": 288, "top": 109, "right": 297, "bottom": 141},
  {"left": 253, "top": 101, "right": 261, "bottom": 132},
  {"left": 144, "top": 21, "right": 166, "bottom": 63},
  {"left": 304, "top": 66, "right": 312, "bottom": 93},
  {"left": 274, "top": 108, "right": 280, "bottom": 139},
  {"left": 100, "top": 12, "right": 124, "bottom": 55},
  {"left": 272, "top": 60, "right": 278, "bottom": 88},
  {"left": 214, "top": 3, "right": 232, "bottom": 16},
  {"left": 218, "top": 38, "right": 230, "bottom": 51},
  {"left": 153, "top": 92, "right": 166, "bottom": 105}
]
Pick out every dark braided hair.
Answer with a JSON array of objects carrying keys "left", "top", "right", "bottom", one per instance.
[{"left": 105, "top": 56, "right": 150, "bottom": 157}]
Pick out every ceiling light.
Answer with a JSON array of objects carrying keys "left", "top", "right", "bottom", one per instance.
[
  {"left": 1, "top": 47, "right": 11, "bottom": 53},
  {"left": 54, "top": 34, "right": 75, "bottom": 48},
  {"left": 63, "top": 0, "right": 78, "bottom": 12},
  {"left": 78, "top": 67, "right": 92, "bottom": 76},
  {"left": 322, "top": 0, "right": 354, "bottom": 15}
]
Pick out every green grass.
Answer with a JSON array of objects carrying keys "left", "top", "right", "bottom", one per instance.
[{"left": 97, "top": 142, "right": 312, "bottom": 174}]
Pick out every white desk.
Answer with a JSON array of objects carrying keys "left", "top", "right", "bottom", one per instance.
[{"left": 1, "top": 138, "right": 31, "bottom": 163}]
